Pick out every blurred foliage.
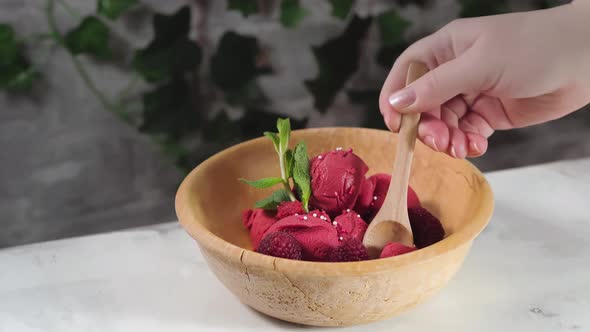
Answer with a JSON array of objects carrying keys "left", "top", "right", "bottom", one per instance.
[
  {"left": 0, "top": 24, "right": 37, "bottom": 91},
  {"left": 0, "top": 0, "right": 564, "bottom": 171},
  {"left": 304, "top": 16, "right": 371, "bottom": 112},
  {"left": 97, "top": 0, "right": 138, "bottom": 19},
  {"left": 280, "top": 0, "right": 308, "bottom": 28},
  {"left": 132, "top": 7, "right": 201, "bottom": 83},
  {"left": 459, "top": 0, "right": 509, "bottom": 17},
  {"left": 329, "top": 0, "right": 354, "bottom": 19},
  {"left": 65, "top": 16, "right": 112, "bottom": 58},
  {"left": 227, "top": 0, "right": 259, "bottom": 17}
]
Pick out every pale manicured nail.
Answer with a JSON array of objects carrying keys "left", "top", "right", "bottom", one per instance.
[
  {"left": 388, "top": 88, "right": 416, "bottom": 111},
  {"left": 450, "top": 145, "right": 458, "bottom": 158},
  {"left": 424, "top": 135, "right": 438, "bottom": 152},
  {"left": 470, "top": 141, "right": 480, "bottom": 154}
]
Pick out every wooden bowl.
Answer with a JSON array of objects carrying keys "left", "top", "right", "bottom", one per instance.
[{"left": 175, "top": 128, "right": 494, "bottom": 327}]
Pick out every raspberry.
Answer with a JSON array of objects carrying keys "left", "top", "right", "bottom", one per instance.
[
  {"left": 257, "top": 232, "right": 303, "bottom": 260},
  {"left": 408, "top": 207, "right": 445, "bottom": 248},
  {"left": 328, "top": 238, "right": 369, "bottom": 262},
  {"left": 276, "top": 200, "right": 305, "bottom": 219},
  {"left": 380, "top": 242, "right": 416, "bottom": 258}
]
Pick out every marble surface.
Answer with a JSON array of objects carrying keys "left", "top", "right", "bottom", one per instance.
[{"left": 1, "top": 158, "right": 589, "bottom": 332}]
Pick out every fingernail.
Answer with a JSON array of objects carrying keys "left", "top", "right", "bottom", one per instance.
[
  {"left": 450, "top": 145, "right": 458, "bottom": 158},
  {"left": 424, "top": 135, "right": 439, "bottom": 152},
  {"left": 388, "top": 88, "right": 416, "bottom": 111},
  {"left": 470, "top": 141, "right": 480, "bottom": 154}
]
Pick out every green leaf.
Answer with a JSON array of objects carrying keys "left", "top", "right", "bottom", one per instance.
[
  {"left": 292, "top": 142, "right": 311, "bottom": 211},
  {"left": 329, "top": 0, "right": 354, "bottom": 19},
  {"left": 255, "top": 189, "right": 292, "bottom": 210},
  {"left": 0, "top": 24, "right": 38, "bottom": 92},
  {"left": 225, "top": 80, "right": 268, "bottom": 107},
  {"left": 304, "top": 16, "right": 371, "bottom": 112},
  {"left": 132, "top": 6, "right": 201, "bottom": 83},
  {"left": 210, "top": 31, "right": 268, "bottom": 92},
  {"left": 276, "top": 118, "right": 291, "bottom": 154},
  {"left": 133, "top": 38, "right": 201, "bottom": 83},
  {"left": 65, "top": 16, "right": 111, "bottom": 58},
  {"left": 264, "top": 132, "right": 280, "bottom": 152},
  {"left": 140, "top": 79, "right": 200, "bottom": 139},
  {"left": 459, "top": 0, "right": 508, "bottom": 18},
  {"left": 97, "top": 0, "right": 138, "bottom": 20},
  {"left": 377, "top": 9, "right": 410, "bottom": 47},
  {"left": 285, "top": 149, "right": 294, "bottom": 178},
  {"left": 0, "top": 24, "right": 18, "bottom": 67},
  {"left": 227, "top": 0, "right": 259, "bottom": 16},
  {"left": 280, "top": 0, "right": 308, "bottom": 28},
  {"left": 347, "top": 89, "right": 387, "bottom": 130},
  {"left": 0, "top": 55, "right": 37, "bottom": 92},
  {"left": 239, "top": 177, "right": 284, "bottom": 189}
]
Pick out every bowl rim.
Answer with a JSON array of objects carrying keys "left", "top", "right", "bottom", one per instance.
[{"left": 175, "top": 127, "right": 494, "bottom": 276}]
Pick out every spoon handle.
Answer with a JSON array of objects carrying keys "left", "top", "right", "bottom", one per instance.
[{"left": 388, "top": 62, "right": 429, "bottom": 222}]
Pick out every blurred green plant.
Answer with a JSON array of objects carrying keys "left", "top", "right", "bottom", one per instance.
[{"left": 0, "top": 0, "right": 561, "bottom": 172}]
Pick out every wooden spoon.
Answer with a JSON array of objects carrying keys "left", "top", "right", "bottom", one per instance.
[{"left": 363, "top": 62, "right": 429, "bottom": 258}]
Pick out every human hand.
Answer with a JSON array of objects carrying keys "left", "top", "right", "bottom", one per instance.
[{"left": 380, "top": 1, "right": 590, "bottom": 158}]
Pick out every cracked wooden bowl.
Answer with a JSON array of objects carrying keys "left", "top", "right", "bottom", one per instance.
[{"left": 175, "top": 128, "right": 494, "bottom": 327}]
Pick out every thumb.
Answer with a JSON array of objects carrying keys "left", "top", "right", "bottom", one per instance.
[{"left": 388, "top": 52, "right": 482, "bottom": 114}]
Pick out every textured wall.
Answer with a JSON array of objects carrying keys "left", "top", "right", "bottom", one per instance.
[{"left": 0, "top": 0, "right": 588, "bottom": 248}]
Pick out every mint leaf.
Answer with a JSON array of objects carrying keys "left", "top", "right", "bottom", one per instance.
[
  {"left": 240, "top": 177, "right": 283, "bottom": 189},
  {"left": 329, "top": 0, "right": 354, "bottom": 19},
  {"left": 377, "top": 9, "right": 410, "bottom": 47},
  {"left": 292, "top": 142, "right": 311, "bottom": 211},
  {"left": 255, "top": 189, "right": 292, "bottom": 210},
  {"left": 65, "top": 16, "right": 111, "bottom": 58},
  {"left": 280, "top": 0, "right": 308, "bottom": 28},
  {"left": 276, "top": 118, "right": 291, "bottom": 154},
  {"left": 285, "top": 149, "right": 294, "bottom": 178},
  {"left": 227, "top": 0, "right": 258, "bottom": 17},
  {"left": 97, "top": 0, "right": 138, "bottom": 20},
  {"left": 263, "top": 131, "right": 280, "bottom": 152}
]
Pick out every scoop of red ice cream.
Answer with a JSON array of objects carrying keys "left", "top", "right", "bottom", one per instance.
[
  {"left": 276, "top": 200, "right": 305, "bottom": 219},
  {"left": 309, "top": 148, "right": 369, "bottom": 218},
  {"left": 242, "top": 209, "right": 277, "bottom": 250},
  {"left": 264, "top": 210, "right": 339, "bottom": 261},
  {"left": 328, "top": 238, "right": 369, "bottom": 262},
  {"left": 257, "top": 231, "right": 303, "bottom": 260},
  {"left": 379, "top": 242, "right": 417, "bottom": 258},
  {"left": 408, "top": 207, "right": 445, "bottom": 248},
  {"left": 354, "top": 173, "right": 421, "bottom": 222},
  {"left": 332, "top": 210, "right": 368, "bottom": 243}
]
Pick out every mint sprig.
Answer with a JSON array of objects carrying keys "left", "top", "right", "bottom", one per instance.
[
  {"left": 239, "top": 177, "right": 283, "bottom": 188},
  {"left": 254, "top": 189, "right": 292, "bottom": 209},
  {"left": 292, "top": 142, "right": 311, "bottom": 211},
  {"left": 240, "top": 117, "right": 312, "bottom": 212}
]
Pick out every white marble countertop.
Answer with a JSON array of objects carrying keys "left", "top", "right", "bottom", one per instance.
[{"left": 1, "top": 158, "right": 589, "bottom": 332}]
